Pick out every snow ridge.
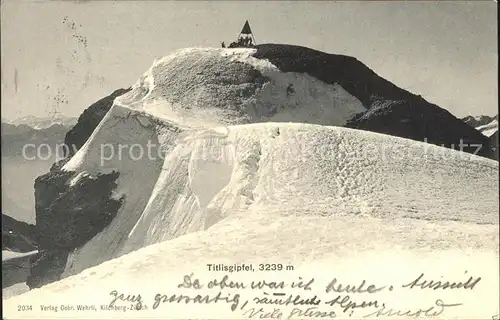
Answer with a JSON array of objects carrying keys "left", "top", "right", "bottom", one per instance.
[{"left": 61, "top": 112, "right": 499, "bottom": 278}]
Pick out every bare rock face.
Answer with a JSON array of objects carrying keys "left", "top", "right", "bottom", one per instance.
[
  {"left": 344, "top": 99, "right": 492, "bottom": 158},
  {"left": 27, "top": 89, "right": 130, "bottom": 289},
  {"left": 2, "top": 214, "right": 38, "bottom": 252},
  {"left": 254, "top": 44, "right": 493, "bottom": 160},
  {"left": 27, "top": 169, "right": 124, "bottom": 289}
]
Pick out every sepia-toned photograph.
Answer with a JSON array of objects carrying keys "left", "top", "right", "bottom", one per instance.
[{"left": 1, "top": 1, "right": 498, "bottom": 319}]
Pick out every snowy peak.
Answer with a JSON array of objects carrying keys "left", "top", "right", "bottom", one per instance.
[
  {"left": 461, "top": 114, "right": 498, "bottom": 137},
  {"left": 55, "top": 45, "right": 494, "bottom": 160},
  {"left": 113, "top": 47, "right": 366, "bottom": 128},
  {"left": 462, "top": 114, "right": 497, "bottom": 128}
]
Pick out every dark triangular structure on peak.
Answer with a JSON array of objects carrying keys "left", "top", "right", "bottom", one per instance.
[
  {"left": 240, "top": 20, "right": 252, "bottom": 35},
  {"left": 225, "top": 20, "right": 257, "bottom": 48}
]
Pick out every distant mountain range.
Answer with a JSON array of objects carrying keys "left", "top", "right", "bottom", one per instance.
[
  {"left": 461, "top": 114, "right": 497, "bottom": 127},
  {"left": 1, "top": 121, "right": 73, "bottom": 158},
  {"left": 1, "top": 118, "right": 76, "bottom": 225}
]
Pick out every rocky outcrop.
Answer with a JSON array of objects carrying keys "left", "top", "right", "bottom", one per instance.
[
  {"left": 2, "top": 214, "right": 38, "bottom": 290},
  {"left": 344, "top": 100, "right": 491, "bottom": 158},
  {"left": 25, "top": 88, "right": 131, "bottom": 289},
  {"left": 2, "top": 214, "right": 38, "bottom": 252},
  {"left": 27, "top": 169, "right": 124, "bottom": 289},
  {"left": 27, "top": 249, "right": 70, "bottom": 289},
  {"left": 3, "top": 252, "right": 36, "bottom": 289},
  {"left": 63, "top": 88, "right": 131, "bottom": 157},
  {"left": 254, "top": 44, "right": 494, "bottom": 160},
  {"left": 254, "top": 44, "right": 407, "bottom": 106}
]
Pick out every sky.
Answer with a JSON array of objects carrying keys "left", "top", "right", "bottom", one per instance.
[{"left": 0, "top": 0, "right": 497, "bottom": 120}]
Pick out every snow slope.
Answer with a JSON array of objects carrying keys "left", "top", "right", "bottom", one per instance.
[
  {"left": 60, "top": 120, "right": 498, "bottom": 278},
  {"left": 476, "top": 119, "right": 498, "bottom": 137},
  {"left": 5, "top": 124, "right": 499, "bottom": 319},
  {"left": 2, "top": 283, "right": 30, "bottom": 300},
  {"left": 3, "top": 202, "right": 499, "bottom": 319}
]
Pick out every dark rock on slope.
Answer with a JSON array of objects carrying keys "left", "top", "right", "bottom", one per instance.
[
  {"left": 344, "top": 100, "right": 491, "bottom": 157},
  {"left": 27, "top": 170, "right": 124, "bottom": 289},
  {"left": 254, "top": 44, "right": 493, "bottom": 159},
  {"left": 2, "top": 214, "right": 38, "bottom": 252},
  {"left": 2, "top": 88, "right": 130, "bottom": 290},
  {"left": 63, "top": 88, "right": 131, "bottom": 157},
  {"left": 2, "top": 214, "right": 38, "bottom": 289},
  {"left": 25, "top": 88, "right": 131, "bottom": 289},
  {"left": 3, "top": 252, "right": 36, "bottom": 289},
  {"left": 27, "top": 249, "right": 70, "bottom": 289}
]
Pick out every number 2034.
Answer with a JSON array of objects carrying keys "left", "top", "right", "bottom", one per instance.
[{"left": 18, "top": 305, "right": 33, "bottom": 311}]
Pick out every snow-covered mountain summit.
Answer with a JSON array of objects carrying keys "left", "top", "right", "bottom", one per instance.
[
  {"left": 9, "top": 45, "right": 498, "bottom": 305},
  {"left": 461, "top": 114, "right": 497, "bottom": 128},
  {"left": 462, "top": 114, "right": 498, "bottom": 138},
  {"left": 112, "top": 47, "right": 366, "bottom": 127},
  {"left": 65, "top": 45, "right": 492, "bottom": 159}
]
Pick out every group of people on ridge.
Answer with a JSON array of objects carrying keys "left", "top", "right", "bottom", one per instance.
[{"left": 221, "top": 35, "right": 254, "bottom": 48}]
